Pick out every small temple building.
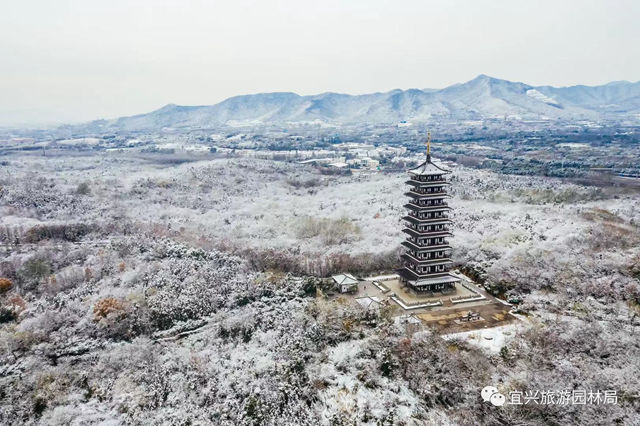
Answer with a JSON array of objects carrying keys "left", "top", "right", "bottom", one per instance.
[{"left": 398, "top": 133, "right": 461, "bottom": 294}]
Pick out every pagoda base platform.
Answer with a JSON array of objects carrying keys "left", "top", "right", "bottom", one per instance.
[
  {"left": 396, "top": 270, "right": 461, "bottom": 294},
  {"left": 334, "top": 272, "right": 519, "bottom": 334},
  {"left": 383, "top": 277, "right": 477, "bottom": 306}
]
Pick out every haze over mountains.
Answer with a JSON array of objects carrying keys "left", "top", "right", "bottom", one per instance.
[{"left": 80, "top": 75, "right": 640, "bottom": 131}]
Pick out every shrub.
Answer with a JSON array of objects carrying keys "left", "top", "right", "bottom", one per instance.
[
  {"left": 235, "top": 245, "right": 399, "bottom": 277},
  {"left": 630, "top": 255, "right": 640, "bottom": 279},
  {"left": 585, "top": 223, "right": 640, "bottom": 250},
  {"left": 0, "top": 277, "right": 12, "bottom": 293},
  {"left": 93, "top": 297, "right": 127, "bottom": 321},
  {"left": 92, "top": 297, "right": 142, "bottom": 339},
  {"left": 24, "top": 223, "right": 94, "bottom": 243},
  {"left": 0, "top": 261, "right": 17, "bottom": 281},
  {"left": 75, "top": 182, "right": 91, "bottom": 195},
  {"left": 296, "top": 216, "right": 361, "bottom": 246},
  {"left": 18, "top": 259, "right": 51, "bottom": 287},
  {"left": 0, "top": 295, "right": 26, "bottom": 323},
  {"left": 46, "top": 268, "right": 86, "bottom": 294},
  {"left": 286, "top": 177, "right": 321, "bottom": 189}
]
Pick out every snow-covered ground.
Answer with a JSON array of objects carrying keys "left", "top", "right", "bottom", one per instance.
[
  {"left": 1, "top": 153, "right": 639, "bottom": 425},
  {"left": 443, "top": 322, "right": 525, "bottom": 354}
]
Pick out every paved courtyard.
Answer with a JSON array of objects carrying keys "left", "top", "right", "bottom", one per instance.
[{"left": 339, "top": 272, "right": 519, "bottom": 334}]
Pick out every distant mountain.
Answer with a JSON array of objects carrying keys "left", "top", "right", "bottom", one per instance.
[{"left": 78, "top": 75, "right": 640, "bottom": 131}]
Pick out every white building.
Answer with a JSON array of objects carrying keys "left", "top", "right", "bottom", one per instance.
[{"left": 332, "top": 273, "right": 359, "bottom": 293}]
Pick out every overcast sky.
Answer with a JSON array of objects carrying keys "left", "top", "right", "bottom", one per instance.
[{"left": 1, "top": 0, "right": 639, "bottom": 125}]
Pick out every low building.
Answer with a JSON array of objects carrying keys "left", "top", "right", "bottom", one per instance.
[
  {"left": 332, "top": 273, "right": 359, "bottom": 293},
  {"left": 355, "top": 296, "right": 383, "bottom": 312}
]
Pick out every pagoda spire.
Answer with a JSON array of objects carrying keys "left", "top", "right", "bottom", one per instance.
[{"left": 426, "top": 131, "right": 432, "bottom": 162}]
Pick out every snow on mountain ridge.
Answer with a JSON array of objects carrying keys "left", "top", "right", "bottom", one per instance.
[
  {"left": 526, "top": 89, "right": 561, "bottom": 107},
  {"left": 78, "top": 76, "right": 640, "bottom": 131}
]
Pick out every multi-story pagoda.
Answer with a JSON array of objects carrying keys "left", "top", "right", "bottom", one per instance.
[{"left": 398, "top": 133, "right": 460, "bottom": 294}]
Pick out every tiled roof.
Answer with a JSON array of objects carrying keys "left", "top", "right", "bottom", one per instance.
[{"left": 408, "top": 158, "right": 451, "bottom": 176}]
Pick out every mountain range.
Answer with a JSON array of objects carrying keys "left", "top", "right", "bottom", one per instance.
[{"left": 80, "top": 75, "right": 640, "bottom": 131}]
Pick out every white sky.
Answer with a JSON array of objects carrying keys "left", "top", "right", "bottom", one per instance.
[{"left": 1, "top": 0, "right": 639, "bottom": 125}]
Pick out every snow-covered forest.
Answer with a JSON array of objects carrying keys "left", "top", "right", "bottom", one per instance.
[{"left": 1, "top": 152, "right": 639, "bottom": 425}]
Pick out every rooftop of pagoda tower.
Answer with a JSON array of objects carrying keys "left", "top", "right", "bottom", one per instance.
[
  {"left": 409, "top": 132, "right": 451, "bottom": 176},
  {"left": 408, "top": 155, "right": 451, "bottom": 176}
]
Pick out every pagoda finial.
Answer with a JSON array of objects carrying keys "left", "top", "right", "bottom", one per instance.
[{"left": 426, "top": 131, "right": 431, "bottom": 162}]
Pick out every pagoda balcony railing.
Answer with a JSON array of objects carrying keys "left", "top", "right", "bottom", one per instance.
[
  {"left": 403, "top": 263, "right": 449, "bottom": 275},
  {"left": 405, "top": 222, "right": 451, "bottom": 233},
  {"left": 407, "top": 208, "right": 451, "bottom": 218},
  {"left": 404, "top": 217, "right": 451, "bottom": 225},
  {"left": 406, "top": 247, "right": 450, "bottom": 256},
  {"left": 407, "top": 187, "right": 446, "bottom": 195},
  {"left": 401, "top": 253, "right": 452, "bottom": 265},
  {"left": 405, "top": 236, "right": 448, "bottom": 245},
  {"left": 403, "top": 215, "right": 449, "bottom": 224},
  {"left": 404, "top": 202, "right": 449, "bottom": 211},
  {"left": 410, "top": 176, "right": 445, "bottom": 183},
  {"left": 404, "top": 204, "right": 453, "bottom": 219}
]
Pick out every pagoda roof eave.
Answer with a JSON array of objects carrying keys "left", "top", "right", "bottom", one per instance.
[
  {"left": 404, "top": 192, "right": 451, "bottom": 199},
  {"left": 402, "top": 216, "right": 452, "bottom": 225},
  {"left": 397, "top": 268, "right": 459, "bottom": 281},
  {"left": 404, "top": 203, "right": 451, "bottom": 212},
  {"left": 409, "top": 275, "right": 462, "bottom": 287},
  {"left": 401, "top": 241, "right": 452, "bottom": 251},
  {"left": 405, "top": 180, "right": 450, "bottom": 187},
  {"left": 408, "top": 158, "right": 451, "bottom": 176},
  {"left": 402, "top": 228, "right": 453, "bottom": 238}
]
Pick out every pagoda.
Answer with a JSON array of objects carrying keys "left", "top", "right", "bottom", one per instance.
[{"left": 398, "top": 132, "right": 460, "bottom": 294}]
